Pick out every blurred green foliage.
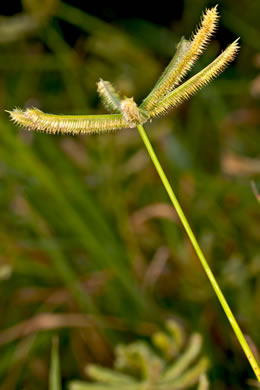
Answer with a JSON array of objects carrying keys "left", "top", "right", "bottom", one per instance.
[
  {"left": 0, "top": 1, "right": 260, "bottom": 389},
  {"left": 70, "top": 320, "right": 209, "bottom": 390}
]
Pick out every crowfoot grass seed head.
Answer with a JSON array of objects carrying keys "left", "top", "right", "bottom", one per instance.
[{"left": 7, "top": 6, "right": 238, "bottom": 135}]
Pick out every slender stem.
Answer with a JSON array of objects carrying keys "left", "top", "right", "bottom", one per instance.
[{"left": 137, "top": 123, "right": 260, "bottom": 382}]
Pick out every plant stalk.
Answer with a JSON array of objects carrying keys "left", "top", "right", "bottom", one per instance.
[{"left": 137, "top": 123, "right": 260, "bottom": 382}]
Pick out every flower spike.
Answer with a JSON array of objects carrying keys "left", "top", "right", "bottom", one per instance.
[
  {"left": 140, "top": 6, "right": 219, "bottom": 112},
  {"left": 7, "top": 108, "right": 131, "bottom": 134},
  {"left": 97, "top": 79, "right": 121, "bottom": 114}
]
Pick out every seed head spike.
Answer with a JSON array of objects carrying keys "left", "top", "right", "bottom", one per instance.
[
  {"left": 140, "top": 6, "right": 219, "bottom": 112},
  {"left": 7, "top": 108, "right": 131, "bottom": 134},
  {"left": 97, "top": 79, "right": 121, "bottom": 114}
]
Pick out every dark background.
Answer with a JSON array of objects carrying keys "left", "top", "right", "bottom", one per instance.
[{"left": 0, "top": 1, "right": 260, "bottom": 389}]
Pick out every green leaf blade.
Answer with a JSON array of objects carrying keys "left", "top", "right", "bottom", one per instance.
[{"left": 49, "top": 337, "right": 62, "bottom": 390}]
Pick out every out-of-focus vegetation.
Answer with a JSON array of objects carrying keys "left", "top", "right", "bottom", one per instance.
[
  {"left": 70, "top": 320, "right": 209, "bottom": 390},
  {"left": 0, "top": 0, "right": 259, "bottom": 389}
]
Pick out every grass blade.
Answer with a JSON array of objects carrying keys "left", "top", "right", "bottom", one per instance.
[{"left": 49, "top": 337, "right": 62, "bottom": 390}]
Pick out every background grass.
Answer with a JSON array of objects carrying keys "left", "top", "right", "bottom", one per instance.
[{"left": 0, "top": 0, "right": 260, "bottom": 389}]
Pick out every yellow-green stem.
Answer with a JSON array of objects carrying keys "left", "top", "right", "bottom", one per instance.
[{"left": 137, "top": 123, "right": 260, "bottom": 382}]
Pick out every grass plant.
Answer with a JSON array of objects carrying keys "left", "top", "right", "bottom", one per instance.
[{"left": 6, "top": 5, "right": 260, "bottom": 384}]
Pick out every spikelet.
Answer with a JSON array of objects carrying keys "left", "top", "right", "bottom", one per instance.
[
  {"left": 149, "top": 39, "right": 239, "bottom": 118},
  {"left": 7, "top": 108, "right": 132, "bottom": 135},
  {"left": 141, "top": 6, "right": 219, "bottom": 112},
  {"left": 97, "top": 79, "right": 121, "bottom": 113}
]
